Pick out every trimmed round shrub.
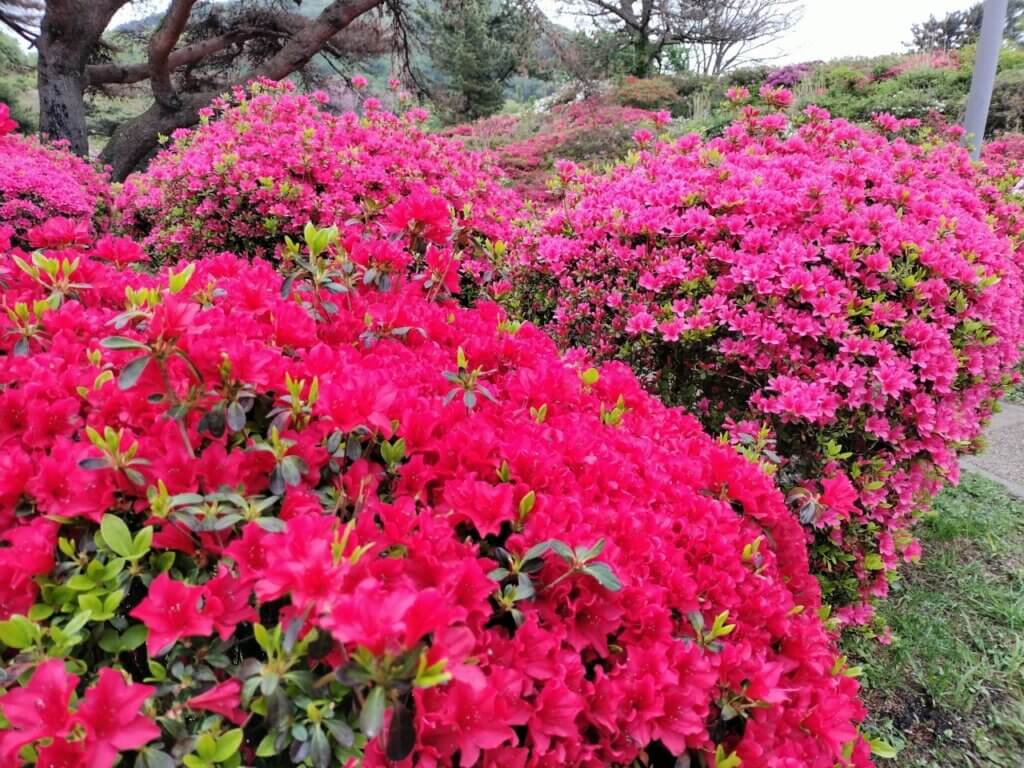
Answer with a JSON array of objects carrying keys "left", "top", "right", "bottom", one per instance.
[
  {"left": 114, "top": 81, "right": 522, "bottom": 287},
  {"left": 613, "top": 76, "right": 682, "bottom": 111},
  {"left": 764, "top": 62, "right": 817, "bottom": 89},
  {"left": 0, "top": 223, "right": 871, "bottom": 767},
  {"left": 513, "top": 105, "right": 1024, "bottom": 615},
  {"left": 0, "top": 104, "right": 109, "bottom": 246}
]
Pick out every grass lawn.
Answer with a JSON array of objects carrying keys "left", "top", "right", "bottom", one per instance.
[{"left": 845, "top": 472, "right": 1024, "bottom": 767}]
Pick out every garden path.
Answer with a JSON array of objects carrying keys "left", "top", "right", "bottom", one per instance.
[{"left": 960, "top": 402, "right": 1024, "bottom": 498}]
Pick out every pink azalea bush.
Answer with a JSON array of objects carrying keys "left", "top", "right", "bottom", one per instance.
[
  {"left": 513, "top": 105, "right": 1024, "bottom": 613},
  {"left": 0, "top": 217, "right": 875, "bottom": 767},
  {"left": 0, "top": 104, "right": 109, "bottom": 246},
  {"left": 115, "top": 81, "right": 522, "bottom": 292},
  {"left": 980, "top": 133, "right": 1024, "bottom": 243}
]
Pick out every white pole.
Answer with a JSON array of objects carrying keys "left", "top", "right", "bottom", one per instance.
[{"left": 963, "top": 0, "right": 1009, "bottom": 160}]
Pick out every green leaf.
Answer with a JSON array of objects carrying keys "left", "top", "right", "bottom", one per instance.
[
  {"left": 147, "top": 660, "right": 167, "bottom": 682},
  {"left": 253, "top": 623, "right": 272, "bottom": 654},
  {"left": 168, "top": 263, "right": 196, "bottom": 295},
  {"left": 195, "top": 733, "right": 217, "bottom": 762},
  {"left": 98, "top": 628, "right": 122, "bottom": 653},
  {"left": 254, "top": 735, "right": 278, "bottom": 758},
  {"left": 103, "top": 590, "right": 124, "bottom": 614},
  {"left": 582, "top": 562, "right": 622, "bottom": 591},
  {"left": 360, "top": 686, "right": 387, "bottom": 739},
  {"left": 213, "top": 729, "right": 244, "bottom": 762},
  {"left": 864, "top": 553, "right": 885, "bottom": 571},
  {"left": 100, "top": 514, "right": 135, "bottom": 558},
  {"left": 100, "top": 336, "right": 149, "bottom": 351},
  {"left": 279, "top": 455, "right": 303, "bottom": 486},
  {"left": 121, "top": 624, "right": 149, "bottom": 651},
  {"left": 118, "top": 355, "right": 151, "bottom": 390},
  {"left": 522, "top": 540, "right": 553, "bottom": 562},
  {"left": 548, "top": 540, "right": 574, "bottom": 562},
  {"left": 517, "top": 490, "right": 536, "bottom": 520},
  {"left": 870, "top": 738, "right": 899, "bottom": 759},
  {"left": 63, "top": 610, "right": 92, "bottom": 635},
  {"left": 0, "top": 615, "right": 36, "bottom": 649},
  {"left": 78, "top": 593, "right": 103, "bottom": 615},
  {"left": 576, "top": 538, "right": 605, "bottom": 562},
  {"left": 27, "top": 604, "right": 53, "bottom": 622},
  {"left": 226, "top": 401, "right": 247, "bottom": 432},
  {"left": 132, "top": 526, "right": 154, "bottom": 557},
  {"left": 139, "top": 748, "right": 177, "bottom": 768}
]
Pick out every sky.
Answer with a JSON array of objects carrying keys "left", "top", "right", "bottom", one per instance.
[
  {"left": 760, "top": 0, "right": 979, "bottom": 62},
  {"left": 31, "top": 0, "right": 986, "bottom": 66},
  {"left": 540, "top": 0, "right": 979, "bottom": 64}
]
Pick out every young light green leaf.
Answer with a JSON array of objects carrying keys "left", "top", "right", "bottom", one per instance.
[
  {"left": 360, "top": 686, "right": 387, "bottom": 739},
  {"left": 100, "top": 514, "right": 135, "bottom": 558}
]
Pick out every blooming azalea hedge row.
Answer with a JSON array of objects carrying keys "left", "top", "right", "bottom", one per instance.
[
  {"left": 115, "top": 81, "right": 522, "bottom": 296},
  {"left": 0, "top": 105, "right": 110, "bottom": 248},
  {"left": 513, "top": 105, "right": 1024, "bottom": 615},
  {"left": 0, "top": 219, "right": 872, "bottom": 767},
  {"left": 980, "top": 133, "right": 1024, "bottom": 243}
]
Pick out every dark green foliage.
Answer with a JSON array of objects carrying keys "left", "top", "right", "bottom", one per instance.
[
  {"left": 910, "top": 0, "right": 1024, "bottom": 51},
  {"left": 418, "top": 0, "right": 536, "bottom": 123},
  {"left": 0, "top": 30, "right": 34, "bottom": 130},
  {"left": 989, "top": 68, "right": 1024, "bottom": 133},
  {"left": 613, "top": 75, "right": 680, "bottom": 109}
]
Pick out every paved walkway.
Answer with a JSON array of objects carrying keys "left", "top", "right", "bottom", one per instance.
[{"left": 960, "top": 402, "right": 1024, "bottom": 498}]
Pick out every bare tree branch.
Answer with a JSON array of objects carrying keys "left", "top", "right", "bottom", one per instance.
[
  {"left": 255, "top": 0, "right": 385, "bottom": 80},
  {"left": 89, "top": 30, "right": 253, "bottom": 85},
  {"left": 148, "top": 0, "right": 200, "bottom": 107}
]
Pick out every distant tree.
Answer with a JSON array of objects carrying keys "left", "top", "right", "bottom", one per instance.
[
  {"left": 910, "top": 0, "right": 1023, "bottom": 51},
  {"left": 566, "top": 0, "right": 670, "bottom": 77},
  {"left": 564, "top": 0, "right": 801, "bottom": 77},
  {"left": 418, "top": 0, "right": 539, "bottom": 122},
  {"left": 669, "top": 0, "right": 802, "bottom": 75},
  {"left": 0, "top": 0, "right": 402, "bottom": 178}
]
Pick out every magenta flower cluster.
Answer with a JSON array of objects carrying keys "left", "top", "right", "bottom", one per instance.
[
  {"left": 516, "top": 105, "right": 1024, "bottom": 613},
  {"left": 115, "top": 80, "right": 522, "bottom": 282},
  {"left": 0, "top": 106, "right": 109, "bottom": 247}
]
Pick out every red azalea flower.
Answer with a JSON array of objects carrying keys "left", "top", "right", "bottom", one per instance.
[
  {"left": 0, "top": 659, "right": 77, "bottom": 751},
  {"left": 93, "top": 235, "right": 146, "bottom": 266},
  {"left": 34, "top": 738, "right": 91, "bottom": 768},
  {"left": 203, "top": 565, "right": 257, "bottom": 640},
  {"left": 821, "top": 474, "right": 858, "bottom": 518},
  {"left": 75, "top": 668, "right": 159, "bottom": 768},
  {"left": 424, "top": 682, "right": 519, "bottom": 765},
  {"left": 0, "top": 103, "right": 16, "bottom": 136},
  {"left": 129, "top": 572, "right": 214, "bottom": 656},
  {"left": 186, "top": 679, "right": 247, "bottom": 726},
  {"left": 26, "top": 217, "right": 92, "bottom": 249},
  {"left": 322, "top": 578, "right": 418, "bottom": 655},
  {"left": 386, "top": 191, "right": 452, "bottom": 244}
]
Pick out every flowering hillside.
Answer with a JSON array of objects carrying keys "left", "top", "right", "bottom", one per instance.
[
  {"left": 0, "top": 90, "right": 887, "bottom": 768},
  {"left": 1, "top": 77, "right": 1023, "bottom": 767}
]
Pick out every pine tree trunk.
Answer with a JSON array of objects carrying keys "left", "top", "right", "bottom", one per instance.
[
  {"left": 100, "top": 95, "right": 206, "bottom": 181},
  {"left": 36, "top": 13, "right": 91, "bottom": 155}
]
